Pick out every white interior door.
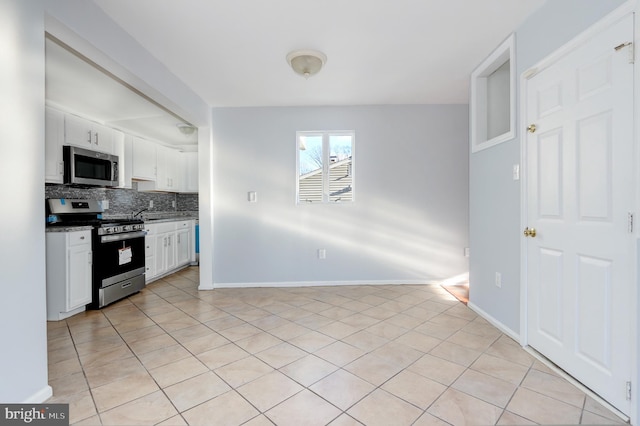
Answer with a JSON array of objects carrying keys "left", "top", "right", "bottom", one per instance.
[{"left": 525, "top": 14, "right": 634, "bottom": 415}]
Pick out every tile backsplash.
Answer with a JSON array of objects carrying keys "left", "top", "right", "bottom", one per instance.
[{"left": 45, "top": 182, "right": 198, "bottom": 216}]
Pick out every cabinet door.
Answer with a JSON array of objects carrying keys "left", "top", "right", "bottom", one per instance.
[
  {"left": 166, "top": 233, "right": 176, "bottom": 271},
  {"left": 144, "top": 226, "right": 155, "bottom": 281},
  {"left": 132, "top": 136, "right": 157, "bottom": 180},
  {"left": 45, "top": 108, "right": 65, "bottom": 183},
  {"left": 144, "top": 235, "right": 155, "bottom": 259},
  {"left": 64, "top": 114, "right": 114, "bottom": 154},
  {"left": 67, "top": 244, "right": 92, "bottom": 310},
  {"left": 92, "top": 123, "right": 114, "bottom": 154},
  {"left": 65, "top": 114, "right": 94, "bottom": 149},
  {"left": 155, "top": 145, "right": 168, "bottom": 190},
  {"left": 122, "top": 134, "right": 133, "bottom": 189},
  {"left": 166, "top": 149, "right": 177, "bottom": 190},
  {"left": 176, "top": 228, "right": 190, "bottom": 266},
  {"left": 154, "top": 234, "right": 166, "bottom": 276},
  {"left": 182, "top": 152, "right": 198, "bottom": 193},
  {"left": 156, "top": 145, "right": 178, "bottom": 191}
]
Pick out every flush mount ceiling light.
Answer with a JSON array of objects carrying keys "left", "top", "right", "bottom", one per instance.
[
  {"left": 286, "top": 49, "right": 327, "bottom": 79},
  {"left": 176, "top": 123, "right": 196, "bottom": 135}
]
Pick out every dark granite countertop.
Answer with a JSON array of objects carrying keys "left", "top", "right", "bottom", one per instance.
[{"left": 46, "top": 225, "right": 93, "bottom": 233}]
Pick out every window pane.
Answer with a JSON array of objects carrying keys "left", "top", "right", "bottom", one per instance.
[
  {"left": 298, "top": 135, "right": 323, "bottom": 202},
  {"left": 328, "top": 135, "right": 353, "bottom": 202}
]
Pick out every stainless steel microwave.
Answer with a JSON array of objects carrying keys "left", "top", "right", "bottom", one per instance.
[{"left": 63, "top": 145, "right": 119, "bottom": 187}]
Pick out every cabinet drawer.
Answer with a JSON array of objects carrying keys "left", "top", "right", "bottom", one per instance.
[
  {"left": 177, "top": 221, "right": 191, "bottom": 229},
  {"left": 144, "top": 224, "right": 156, "bottom": 235},
  {"left": 68, "top": 230, "right": 91, "bottom": 246},
  {"left": 157, "top": 222, "right": 176, "bottom": 234}
]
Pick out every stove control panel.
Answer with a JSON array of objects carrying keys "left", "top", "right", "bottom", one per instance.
[{"left": 97, "top": 223, "right": 145, "bottom": 235}]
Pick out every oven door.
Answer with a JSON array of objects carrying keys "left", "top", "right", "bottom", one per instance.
[{"left": 93, "top": 230, "right": 146, "bottom": 287}]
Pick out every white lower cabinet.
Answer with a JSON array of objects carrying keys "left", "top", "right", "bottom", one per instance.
[
  {"left": 46, "top": 230, "right": 93, "bottom": 320},
  {"left": 145, "top": 220, "right": 193, "bottom": 283},
  {"left": 176, "top": 221, "right": 191, "bottom": 267},
  {"left": 144, "top": 231, "right": 156, "bottom": 280},
  {"left": 154, "top": 231, "right": 171, "bottom": 277}
]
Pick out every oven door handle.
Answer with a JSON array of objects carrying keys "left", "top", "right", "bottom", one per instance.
[{"left": 100, "top": 230, "right": 147, "bottom": 243}]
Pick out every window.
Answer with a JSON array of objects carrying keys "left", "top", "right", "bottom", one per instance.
[
  {"left": 470, "top": 34, "right": 516, "bottom": 153},
  {"left": 297, "top": 131, "right": 354, "bottom": 203}
]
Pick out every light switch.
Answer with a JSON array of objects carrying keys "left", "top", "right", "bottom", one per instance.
[
  {"left": 248, "top": 191, "right": 257, "bottom": 203},
  {"left": 512, "top": 164, "right": 520, "bottom": 181}
]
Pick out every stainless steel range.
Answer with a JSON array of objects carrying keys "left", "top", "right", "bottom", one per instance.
[{"left": 47, "top": 199, "right": 146, "bottom": 308}]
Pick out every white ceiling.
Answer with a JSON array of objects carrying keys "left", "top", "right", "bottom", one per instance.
[
  {"left": 46, "top": 1, "right": 546, "bottom": 147},
  {"left": 91, "top": 0, "right": 546, "bottom": 107}
]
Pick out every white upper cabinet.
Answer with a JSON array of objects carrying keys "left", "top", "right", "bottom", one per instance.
[
  {"left": 131, "top": 136, "right": 157, "bottom": 181},
  {"left": 156, "top": 145, "right": 178, "bottom": 191},
  {"left": 138, "top": 144, "right": 194, "bottom": 193},
  {"left": 122, "top": 134, "right": 133, "bottom": 189},
  {"left": 43, "top": 107, "right": 197, "bottom": 193},
  {"left": 112, "top": 130, "right": 130, "bottom": 189},
  {"left": 181, "top": 151, "right": 198, "bottom": 193},
  {"left": 45, "top": 107, "right": 65, "bottom": 184},
  {"left": 64, "top": 113, "right": 114, "bottom": 154}
]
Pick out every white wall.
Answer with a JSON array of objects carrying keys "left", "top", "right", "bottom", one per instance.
[
  {"left": 469, "top": 0, "right": 627, "bottom": 334},
  {"left": 0, "top": 0, "right": 50, "bottom": 402},
  {"left": 212, "top": 105, "right": 469, "bottom": 286},
  {"left": 0, "top": 0, "right": 211, "bottom": 402}
]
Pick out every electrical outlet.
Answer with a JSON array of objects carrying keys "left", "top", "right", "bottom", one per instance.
[
  {"left": 513, "top": 164, "right": 520, "bottom": 181},
  {"left": 464, "top": 247, "right": 470, "bottom": 257},
  {"left": 149, "top": 200, "right": 154, "bottom": 209},
  {"left": 172, "top": 200, "right": 176, "bottom": 208},
  {"left": 248, "top": 191, "right": 257, "bottom": 203},
  {"left": 495, "top": 272, "right": 502, "bottom": 288},
  {"left": 318, "top": 249, "right": 326, "bottom": 259}
]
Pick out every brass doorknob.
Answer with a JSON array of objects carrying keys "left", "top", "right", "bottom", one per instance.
[
  {"left": 527, "top": 124, "right": 537, "bottom": 133},
  {"left": 523, "top": 227, "right": 537, "bottom": 237}
]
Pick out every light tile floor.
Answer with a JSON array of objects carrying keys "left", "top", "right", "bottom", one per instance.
[{"left": 46, "top": 267, "right": 627, "bottom": 425}]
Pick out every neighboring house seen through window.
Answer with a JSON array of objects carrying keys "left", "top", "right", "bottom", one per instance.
[{"left": 297, "top": 131, "right": 354, "bottom": 203}]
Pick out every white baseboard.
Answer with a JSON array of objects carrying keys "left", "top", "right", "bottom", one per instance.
[
  {"left": 24, "top": 385, "right": 53, "bottom": 403},
  {"left": 467, "top": 301, "right": 520, "bottom": 343},
  {"left": 211, "top": 279, "right": 438, "bottom": 289}
]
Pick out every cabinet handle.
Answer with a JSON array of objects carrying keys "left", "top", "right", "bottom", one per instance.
[
  {"left": 95, "top": 132, "right": 99, "bottom": 145},
  {"left": 80, "top": 236, "right": 85, "bottom": 240},
  {"left": 87, "top": 131, "right": 92, "bottom": 144},
  {"left": 88, "top": 252, "right": 92, "bottom": 265},
  {"left": 177, "top": 235, "right": 180, "bottom": 244},
  {"left": 58, "top": 162, "right": 64, "bottom": 175}
]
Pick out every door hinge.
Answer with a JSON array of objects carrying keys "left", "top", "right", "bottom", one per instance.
[
  {"left": 626, "top": 381, "right": 632, "bottom": 401},
  {"left": 628, "top": 213, "right": 634, "bottom": 233},
  {"left": 614, "top": 42, "right": 634, "bottom": 64}
]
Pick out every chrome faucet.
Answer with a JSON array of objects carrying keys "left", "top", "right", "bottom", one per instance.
[{"left": 133, "top": 208, "right": 148, "bottom": 219}]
